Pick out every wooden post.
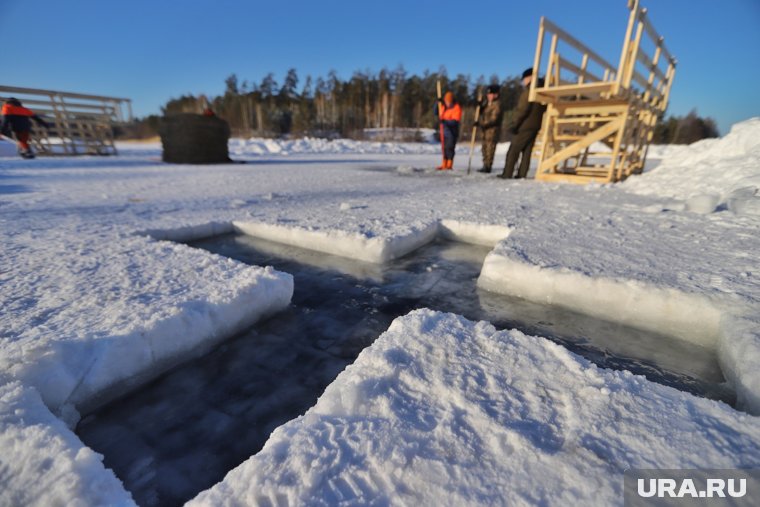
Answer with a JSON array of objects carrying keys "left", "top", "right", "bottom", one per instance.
[
  {"left": 467, "top": 87, "right": 482, "bottom": 175},
  {"left": 615, "top": 0, "right": 639, "bottom": 95},
  {"left": 529, "top": 17, "right": 545, "bottom": 102}
]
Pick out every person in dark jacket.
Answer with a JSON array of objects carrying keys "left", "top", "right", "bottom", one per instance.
[
  {"left": 1, "top": 98, "right": 49, "bottom": 158},
  {"left": 500, "top": 68, "right": 546, "bottom": 179},
  {"left": 434, "top": 91, "right": 462, "bottom": 170},
  {"left": 476, "top": 84, "right": 503, "bottom": 173}
]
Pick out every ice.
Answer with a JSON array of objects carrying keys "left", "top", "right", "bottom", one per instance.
[
  {"left": 78, "top": 235, "right": 733, "bottom": 506},
  {"left": 188, "top": 310, "right": 760, "bottom": 507},
  {"left": 685, "top": 193, "right": 720, "bottom": 214}
]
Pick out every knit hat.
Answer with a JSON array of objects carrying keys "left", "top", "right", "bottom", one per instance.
[
  {"left": 487, "top": 84, "right": 500, "bottom": 95},
  {"left": 521, "top": 67, "right": 534, "bottom": 79}
]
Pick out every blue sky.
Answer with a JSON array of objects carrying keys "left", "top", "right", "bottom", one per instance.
[{"left": 2, "top": 0, "right": 758, "bottom": 133}]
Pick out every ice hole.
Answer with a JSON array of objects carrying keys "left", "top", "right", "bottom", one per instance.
[{"left": 76, "top": 234, "right": 733, "bottom": 506}]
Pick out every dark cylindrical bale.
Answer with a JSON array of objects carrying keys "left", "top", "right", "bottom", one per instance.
[{"left": 160, "top": 113, "right": 231, "bottom": 164}]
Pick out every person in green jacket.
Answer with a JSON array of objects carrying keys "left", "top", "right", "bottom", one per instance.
[
  {"left": 500, "top": 68, "right": 546, "bottom": 179},
  {"left": 476, "top": 84, "right": 503, "bottom": 173}
]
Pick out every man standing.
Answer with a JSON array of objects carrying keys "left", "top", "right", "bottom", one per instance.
[
  {"left": 500, "top": 68, "right": 546, "bottom": 179},
  {"left": 435, "top": 91, "right": 462, "bottom": 170},
  {"left": 477, "top": 84, "right": 503, "bottom": 173},
  {"left": 1, "top": 98, "right": 49, "bottom": 159}
]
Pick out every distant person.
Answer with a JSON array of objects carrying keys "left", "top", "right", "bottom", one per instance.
[
  {"left": 500, "top": 68, "right": 546, "bottom": 179},
  {"left": 435, "top": 91, "right": 462, "bottom": 170},
  {"left": 199, "top": 94, "right": 216, "bottom": 117},
  {"left": 476, "top": 84, "right": 503, "bottom": 173},
  {"left": 1, "top": 98, "right": 50, "bottom": 159}
]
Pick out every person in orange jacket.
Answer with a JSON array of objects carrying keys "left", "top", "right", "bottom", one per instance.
[
  {"left": 1, "top": 98, "right": 49, "bottom": 158},
  {"left": 434, "top": 91, "right": 462, "bottom": 170}
]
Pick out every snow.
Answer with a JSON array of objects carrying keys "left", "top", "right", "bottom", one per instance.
[
  {"left": 0, "top": 381, "right": 135, "bottom": 507},
  {"left": 227, "top": 136, "right": 467, "bottom": 156},
  {"left": 0, "top": 137, "right": 17, "bottom": 157},
  {"left": 188, "top": 310, "right": 760, "bottom": 507},
  {"left": 622, "top": 117, "right": 760, "bottom": 214},
  {"left": 1, "top": 120, "right": 760, "bottom": 505},
  {"left": 1, "top": 231, "right": 293, "bottom": 418}
]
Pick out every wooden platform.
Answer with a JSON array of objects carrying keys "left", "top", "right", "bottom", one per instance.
[
  {"left": 529, "top": 0, "right": 676, "bottom": 184},
  {"left": 0, "top": 85, "right": 132, "bottom": 156}
]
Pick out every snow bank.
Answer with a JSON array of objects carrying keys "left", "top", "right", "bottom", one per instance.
[
  {"left": 0, "top": 381, "right": 135, "bottom": 506},
  {"left": 189, "top": 310, "right": 760, "bottom": 506},
  {"left": 622, "top": 117, "right": 760, "bottom": 214},
  {"left": 228, "top": 136, "right": 468, "bottom": 156}
]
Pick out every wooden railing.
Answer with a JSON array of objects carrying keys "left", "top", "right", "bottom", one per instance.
[
  {"left": 528, "top": 17, "right": 619, "bottom": 103},
  {"left": 615, "top": 0, "right": 677, "bottom": 113},
  {"left": 527, "top": 0, "right": 676, "bottom": 184},
  {"left": 0, "top": 85, "right": 132, "bottom": 155}
]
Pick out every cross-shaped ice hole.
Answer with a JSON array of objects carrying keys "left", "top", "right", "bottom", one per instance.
[{"left": 76, "top": 233, "right": 732, "bottom": 506}]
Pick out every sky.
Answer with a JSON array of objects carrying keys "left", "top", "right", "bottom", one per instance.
[{"left": 1, "top": 0, "right": 759, "bottom": 133}]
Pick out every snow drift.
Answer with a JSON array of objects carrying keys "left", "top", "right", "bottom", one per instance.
[{"left": 622, "top": 117, "right": 760, "bottom": 215}]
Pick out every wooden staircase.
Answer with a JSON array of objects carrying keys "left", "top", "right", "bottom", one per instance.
[{"left": 530, "top": 0, "right": 676, "bottom": 184}]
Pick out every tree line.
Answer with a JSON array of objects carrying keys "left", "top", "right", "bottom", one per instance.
[{"left": 119, "top": 67, "right": 718, "bottom": 145}]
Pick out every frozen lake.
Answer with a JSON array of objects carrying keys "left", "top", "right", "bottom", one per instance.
[{"left": 77, "top": 234, "right": 733, "bottom": 506}]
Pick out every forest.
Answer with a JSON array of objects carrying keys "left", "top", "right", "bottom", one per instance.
[{"left": 121, "top": 67, "right": 718, "bottom": 145}]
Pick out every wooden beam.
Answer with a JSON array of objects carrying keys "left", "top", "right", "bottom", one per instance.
[
  {"left": 534, "top": 81, "right": 616, "bottom": 99},
  {"left": 539, "top": 118, "right": 622, "bottom": 171},
  {"left": 541, "top": 18, "right": 617, "bottom": 72},
  {"left": 536, "top": 172, "right": 609, "bottom": 184},
  {"left": 528, "top": 18, "right": 546, "bottom": 102}
]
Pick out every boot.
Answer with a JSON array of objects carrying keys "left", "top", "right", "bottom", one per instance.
[
  {"left": 436, "top": 159, "right": 446, "bottom": 170},
  {"left": 477, "top": 167, "right": 491, "bottom": 173},
  {"left": 437, "top": 159, "right": 452, "bottom": 171}
]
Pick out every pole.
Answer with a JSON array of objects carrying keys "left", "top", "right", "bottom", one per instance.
[
  {"left": 436, "top": 80, "right": 444, "bottom": 168},
  {"left": 467, "top": 87, "right": 483, "bottom": 175}
]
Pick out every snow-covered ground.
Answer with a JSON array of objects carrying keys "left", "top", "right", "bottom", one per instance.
[{"left": 1, "top": 119, "right": 760, "bottom": 505}]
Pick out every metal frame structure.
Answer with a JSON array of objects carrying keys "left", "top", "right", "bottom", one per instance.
[
  {"left": 0, "top": 85, "right": 132, "bottom": 156},
  {"left": 529, "top": 0, "right": 676, "bottom": 184}
]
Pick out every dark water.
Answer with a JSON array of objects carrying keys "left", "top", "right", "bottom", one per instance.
[{"left": 77, "top": 234, "right": 733, "bottom": 507}]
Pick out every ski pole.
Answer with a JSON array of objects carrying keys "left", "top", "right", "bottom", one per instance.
[{"left": 467, "top": 87, "right": 482, "bottom": 175}]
